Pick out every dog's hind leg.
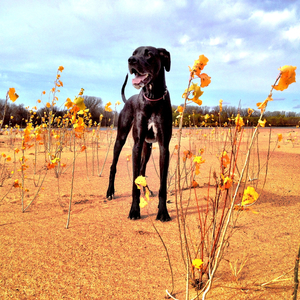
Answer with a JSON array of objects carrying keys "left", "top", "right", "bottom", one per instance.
[{"left": 106, "top": 104, "right": 133, "bottom": 200}]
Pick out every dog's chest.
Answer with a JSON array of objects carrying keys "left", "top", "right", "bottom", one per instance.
[{"left": 145, "top": 115, "right": 158, "bottom": 143}]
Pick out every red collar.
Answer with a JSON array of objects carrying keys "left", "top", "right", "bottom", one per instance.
[{"left": 143, "top": 89, "right": 168, "bottom": 102}]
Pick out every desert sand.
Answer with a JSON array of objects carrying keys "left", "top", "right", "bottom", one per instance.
[{"left": 0, "top": 127, "right": 300, "bottom": 299}]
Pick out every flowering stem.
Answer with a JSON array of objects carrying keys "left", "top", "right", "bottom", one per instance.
[{"left": 66, "top": 130, "right": 76, "bottom": 229}]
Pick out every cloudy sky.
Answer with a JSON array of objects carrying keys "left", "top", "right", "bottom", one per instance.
[{"left": 0, "top": 0, "right": 299, "bottom": 113}]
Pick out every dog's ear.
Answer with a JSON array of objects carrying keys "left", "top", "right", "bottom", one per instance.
[{"left": 157, "top": 48, "right": 171, "bottom": 72}]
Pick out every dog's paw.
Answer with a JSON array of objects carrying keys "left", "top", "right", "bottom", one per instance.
[
  {"left": 128, "top": 209, "right": 141, "bottom": 220},
  {"left": 156, "top": 210, "right": 171, "bottom": 222},
  {"left": 106, "top": 187, "right": 115, "bottom": 200},
  {"left": 106, "top": 191, "right": 114, "bottom": 200}
]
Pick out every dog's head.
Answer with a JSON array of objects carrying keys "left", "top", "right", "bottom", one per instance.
[{"left": 128, "top": 46, "right": 171, "bottom": 89}]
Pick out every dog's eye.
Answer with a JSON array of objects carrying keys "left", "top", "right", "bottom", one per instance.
[{"left": 145, "top": 50, "right": 153, "bottom": 58}]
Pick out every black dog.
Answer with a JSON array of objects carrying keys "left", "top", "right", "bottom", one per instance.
[{"left": 106, "top": 46, "right": 172, "bottom": 221}]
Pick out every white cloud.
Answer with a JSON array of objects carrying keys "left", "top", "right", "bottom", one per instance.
[
  {"left": 209, "top": 37, "right": 222, "bottom": 46},
  {"left": 283, "top": 23, "right": 300, "bottom": 42},
  {"left": 250, "top": 8, "right": 296, "bottom": 27}
]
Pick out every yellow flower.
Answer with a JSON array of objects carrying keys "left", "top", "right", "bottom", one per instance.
[
  {"left": 115, "top": 100, "right": 121, "bottom": 105},
  {"left": 278, "top": 133, "right": 283, "bottom": 142},
  {"left": 192, "top": 258, "right": 203, "bottom": 269},
  {"left": 273, "top": 65, "right": 297, "bottom": 91},
  {"left": 241, "top": 186, "right": 259, "bottom": 206},
  {"left": 58, "top": 66, "right": 64, "bottom": 72}
]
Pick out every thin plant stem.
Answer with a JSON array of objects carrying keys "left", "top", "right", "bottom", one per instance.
[
  {"left": 66, "top": 131, "right": 76, "bottom": 229},
  {"left": 23, "top": 168, "right": 48, "bottom": 212},
  {"left": 293, "top": 245, "right": 300, "bottom": 300}
]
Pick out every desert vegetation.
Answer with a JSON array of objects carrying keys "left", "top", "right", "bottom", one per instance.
[{"left": 0, "top": 60, "right": 299, "bottom": 299}]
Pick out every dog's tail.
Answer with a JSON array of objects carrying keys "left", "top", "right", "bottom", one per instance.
[{"left": 121, "top": 74, "right": 128, "bottom": 103}]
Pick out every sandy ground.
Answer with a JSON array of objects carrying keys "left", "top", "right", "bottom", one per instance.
[{"left": 0, "top": 127, "right": 300, "bottom": 299}]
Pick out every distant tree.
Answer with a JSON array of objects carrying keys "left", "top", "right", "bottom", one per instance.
[{"left": 83, "top": 96, "right": 106, "bottom": 125}]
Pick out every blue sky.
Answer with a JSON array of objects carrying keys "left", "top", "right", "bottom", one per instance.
[{"left": 0, "top": 0, "right": 299, "bottom": 113}]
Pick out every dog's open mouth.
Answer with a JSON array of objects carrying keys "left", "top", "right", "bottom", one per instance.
[{"left": 130, "top": 68, "right": 151, "bottom": 89}]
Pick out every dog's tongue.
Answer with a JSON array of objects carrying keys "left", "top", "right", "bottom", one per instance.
[{"left": 132, "top": 74, "right": 148, "bottom": 85}]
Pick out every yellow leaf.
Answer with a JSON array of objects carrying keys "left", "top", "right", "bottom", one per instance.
[
  {"left": 278, "top": 133, "right": 283, "bottom": 142},
  {"left": 193, "top": 156, "right": 205, "bottom": 164},
  {"left": 258, "top": 119, "right": 267, "bottom": 127},
  {"left": 241, "top": 186, "right": 259, "bottom": 206},
  {"left": 182, "top": 82, "right": 203, "bottom": 105},
  {"left": 74, "top": 96, "right": 86, "bottom": 110},
  {"left": 273, "top": 65, "right": 297, "bottom": 91},
  {"left": 200, "top": 73, "right": 211, "bottom": 88},
  {"left": 8, "top": 88, "right": 19, "bottom": 102},
  {"left": 139, "top": 197, "right": 148, "bottom": 208},
  {"left": 189, "top": 54, "right": 209, "bottom": 78},
  {"left": 176, "top": 106, "right": 184, "bottom": 113},
  {"left": 104, "top": 102, "right": 112, "bottom": 112},
  {"left": 192, "top": 258, "right": 203, "bottom": 269},
  {"left": 135, "top": 175, "right": 147, "bottom": 188},
  {"left": 65, "top": 98, "right": 73, "bottom": 109},
  {"left": 248, "top": 108, "right": 254, "bottom": 116}
]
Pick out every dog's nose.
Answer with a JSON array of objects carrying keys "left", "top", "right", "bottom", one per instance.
[{"left": 128, "top": 56, "right": 137, "bottom": 64}]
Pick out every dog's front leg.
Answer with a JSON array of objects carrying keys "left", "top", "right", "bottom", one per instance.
[
  {"left": 156, "top": 145, "right": 171, "bottom": 221},
  {"left": 129, "top": 133, "right": 145, "bottom": 220}
]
